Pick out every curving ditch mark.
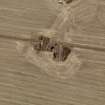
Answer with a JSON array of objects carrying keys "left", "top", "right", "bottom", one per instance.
[{"left": 16, "top": 30, "right": 81, "bottom": 79}]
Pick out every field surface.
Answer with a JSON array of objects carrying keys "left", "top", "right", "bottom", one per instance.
[{"left": 0, "top": 0, "right": 105, "bottom": 105}]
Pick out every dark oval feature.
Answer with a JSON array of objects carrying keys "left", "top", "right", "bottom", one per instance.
[{"left": 64, "top": 0, "right": 73, "bottom": 4}]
